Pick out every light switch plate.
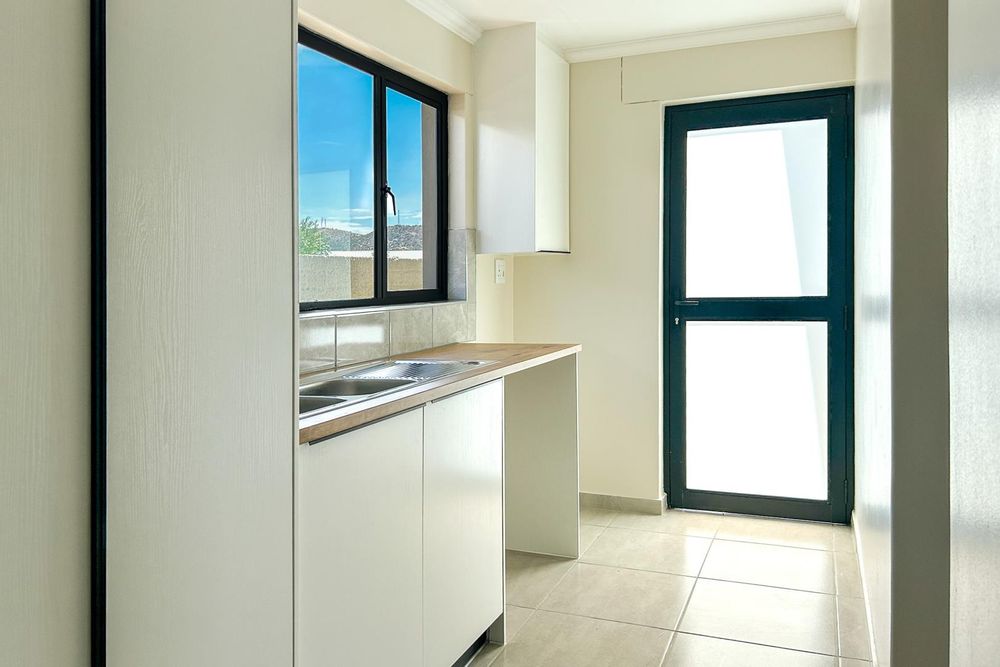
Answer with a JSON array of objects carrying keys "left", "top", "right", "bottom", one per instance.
[{"left": 494, "top": 258, "right": 507, "bottom": 284}]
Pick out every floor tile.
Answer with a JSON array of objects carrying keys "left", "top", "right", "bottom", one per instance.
[
  {"left": 505, "top": 551, "right": 575, "bottom": 608},
  {"left": 701, "top": 539, "right": 836, "bottom": 593},
  {"left": 679, "top": 578, "right": 838, "bottom": 656},
  {"left": 504, "top": 605, "right": 533, "bottom": 640},
  {"left": 541, "top": 562, "right": 695, "bottom": 629},
  {"left": 581, "top": 527, "right": 711, "bottom": 576},
  {"left": 715, "top": 515, "right": 835, "bottom": 551},
  {"left": 491, "top": 609, "right": 671, "bottom": 667},
  {"left": 579, "top": 524, "right": 605, "bottom": 554},
  {"left": 837, "top": 596, "right": 872, "bottom": 660},
  {"left": 832, "top": 525, "right": 857, "bottom": 553},
  {"left": 662, "top": 633, "right": 837, "bottom": 666},
  {"left": 470, "top": 642, "right": 503, "bottom": 666},
  {"left": 581, "top": 507, "right": 619, "bottom": 527},
  {"left": 610, "top": 509, "right": 721, "bottom": 538},
  {"left": 834, "top": 551, "right": 864, "bottom": 598},
  {"left": 839, "top": 660, "right": 872, "bottom": 667}
]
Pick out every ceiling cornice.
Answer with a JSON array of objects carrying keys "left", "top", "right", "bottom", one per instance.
[
  {"left": 406, "top": 0, "right": 482, "bottom": 43},
  {"left": 563, "top": 13, "right": 856, "bottom": 63}
]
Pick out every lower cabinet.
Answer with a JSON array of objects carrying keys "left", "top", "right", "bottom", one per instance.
[
  {"left": 295, "top": 408, "right": 424, "bottom": 666},
  {"left": 423, "top": 381, "right": 505, "bottom": 666},
  {"left": 296, "top": 381, "right": 504, "bottom": 667}
]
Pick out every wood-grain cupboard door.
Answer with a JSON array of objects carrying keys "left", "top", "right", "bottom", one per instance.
[
  {"left": 423, "top": 381, "right": 505, "bottom": 666},
  {"left": 295, "top": 408, "right": 423, "bottom": 666}
]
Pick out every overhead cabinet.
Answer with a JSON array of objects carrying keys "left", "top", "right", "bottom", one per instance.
[{"left": 475, "top": 23, "right": 570, "bottom": 254}]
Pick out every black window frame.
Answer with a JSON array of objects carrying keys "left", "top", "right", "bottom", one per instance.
[{"left": 298, "top": 26, "right": 449, "bottom": 311}]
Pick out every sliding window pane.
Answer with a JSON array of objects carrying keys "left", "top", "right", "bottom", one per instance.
[
  {"left": 297, "top": 44, "right": 375, "bottom": 302},
  {"left": 386, "top": 87, "right": 438, "bottom": 292}
]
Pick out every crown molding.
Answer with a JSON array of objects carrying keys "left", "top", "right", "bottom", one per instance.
[
  {"left": 406, "top": 0, "right": 482, "bottom": 44},
  {"left": 563, "top": 13, "right": 856, "bottom": 63},
  {"left": 845, "top": 0, "right": 862, "bottom": 24}
]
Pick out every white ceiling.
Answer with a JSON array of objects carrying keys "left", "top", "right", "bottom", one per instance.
[{"left": 407, "top": 0, "right": 858, "bottom": 62}]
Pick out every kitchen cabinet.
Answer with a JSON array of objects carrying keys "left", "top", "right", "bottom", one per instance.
[
  {"left": 475, "top": 23, "right": 570, "bottom": 254},
  {"left": 423, "top": 381, "right": 505, "bottom": 666},
  {"left": 295, "top": 408, "right": 423, "bottom": 666}
]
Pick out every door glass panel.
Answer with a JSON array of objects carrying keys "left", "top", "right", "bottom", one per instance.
[
  {"left": 297, "top": 44, "right": 375, "bottom": 302},
  {"left": 685, "top": 321, "right": 828, "bottom": 500},
  {"left": 686, "top": 119, "right": 828, "bottom": 298},
  {"left": 386, "top": 87, "right": 438, "bottom": 292}
]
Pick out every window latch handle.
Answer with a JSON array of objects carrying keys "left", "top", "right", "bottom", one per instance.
[{"left": 383, "top": 183, "right": 397, "bottom": 217}]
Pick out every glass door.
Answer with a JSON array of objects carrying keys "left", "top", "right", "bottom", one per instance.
[{"left": 665, "top": 89, "right": 853, "bottom": 523}]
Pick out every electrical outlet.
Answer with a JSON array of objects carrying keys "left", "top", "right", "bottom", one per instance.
[{"left": 494, "top": 258, "right": 507, "bottom": 284}]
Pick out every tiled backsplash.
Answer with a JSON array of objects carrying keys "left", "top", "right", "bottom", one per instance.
[{"left": 299, "top": 229, "right": 476, "bottom": 376}]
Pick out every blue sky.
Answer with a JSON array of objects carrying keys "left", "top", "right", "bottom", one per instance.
[{"left": 297, "top": 44, "right": 427, "bottom": 232}]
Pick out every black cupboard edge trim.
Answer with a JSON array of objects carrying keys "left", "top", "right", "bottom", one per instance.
[
  {"left": 90, "top": 0, "right": 107, "bottom": 663},
  {"left": 297, "top": 26, "right": 450, "bottom": 312}
]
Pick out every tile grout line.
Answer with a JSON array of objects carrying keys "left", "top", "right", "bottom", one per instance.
[{"left": 660, "top": 526, "right": 719, "bottom": 666}]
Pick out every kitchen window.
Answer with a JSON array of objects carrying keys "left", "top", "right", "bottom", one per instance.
[{"left": 297, "top": 27, "right": 447, "bottom": 309}]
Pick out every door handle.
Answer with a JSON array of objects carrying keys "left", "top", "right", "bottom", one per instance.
[{"left": 673, "top": 299, "right": 700, "bottom": 306}]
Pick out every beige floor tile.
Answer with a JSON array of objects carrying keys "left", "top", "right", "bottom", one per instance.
[
  {"left": 834, "top": 551, "right": 864, "bottom": 598},
  {"left": 701, "top": 539, "right": 836, "bottom": 594},
  {"left": 715, "top": 515, "right": 835, "bottom": 551},
  {"left": 611, "top": 509, "right": 721, "bottom": 538},
  {"left": 832, "top": 525, "right": 857, "bottom": 553},
  {"left": 581, "top": 507, "right": 619, "bottom": 526},
  {"left": 679, "top": 579, "right": 838, "bottom": 655},
  {"left": 837, "top": 596, "right": 872, "bottom": 660},
  {"left": 580, "top": 527, "right": 711, "bottom": 576},
  {"left": 505, "top": 551, "right": 575, "bottom": 608},
  {"left": 540, "top": 562, "right": 695, "bottom": 629},
  {"left": 839, "top": 659, "right": 872, "bottom": 667},
  {"left": 662, "top": 633, "right": 837, "bottom": 666},
  {"left": 579, "top": 524, "right": 605, "bottom": 554},
  {"left": 504, "top": 605, "right": 534, "bottom": 640},
  {"left": 491, "top": 609, "right": 671, "bottom": 667}
]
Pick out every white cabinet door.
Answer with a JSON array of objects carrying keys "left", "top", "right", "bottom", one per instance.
[
  {"left": 296, "top": 409, "right": 423, "bottom": 666},
  {"left": 423, "top": 381, "right": 505, "bottom": 666}
]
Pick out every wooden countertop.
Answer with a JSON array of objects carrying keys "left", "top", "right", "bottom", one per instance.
[{"left": 298, "top": 342, "right": 581, "bottom": 444}]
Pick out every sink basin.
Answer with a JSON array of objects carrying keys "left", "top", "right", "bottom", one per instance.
[
  {"left": 299, "top": 395, "right": 346, "bottom": 416},
  {"left": 300, "top": 377, "right": 416, "bottom": 398}
]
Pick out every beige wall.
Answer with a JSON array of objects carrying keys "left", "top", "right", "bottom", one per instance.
[
  {"left": 0, "top": 1, "right": 90, "bottom": 664},
  {"left": 513, "top": 31, "right": 856, "bottom": 501},
  {"left": 854, "top": 0, "right": 951, "bottom": 664},
  {"left": 476, "top": 255, "right": 515, "bottom": 342},
  {"left": 949, "top": 0, "right": 1000, "bottom": 664}
]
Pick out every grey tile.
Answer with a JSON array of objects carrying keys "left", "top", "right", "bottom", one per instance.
[
  {"left": 715, "top": 515, "right": 835, "bottom": 551},
  {"left": 580, "top": 507, "right": 618, "bottom": 527},
  {"left": 580, "top": 527, "right": 711, "bottom": 576},
  {"left": 505, "top": 605, "right": 533, "bottom": 640},
  {"left": 579, "top": 524, "right": 605, "bottom": 554},
  {"left": 581, "top": 492, "right": 664, "bottom": 515},
  {"left": 492, "top": 609, "right": 671, "bottom": 667},
  {"left": 679, "top": 579, "right": 839, "bottom": 656},
  {"left": 388, "top": 307, "right": 433, "bottom": 355},
  {"left": 541, "top": 562, "right": 695, "bottom": 629},
  {"left": 837, "top": 596, "right": 872, "bottom": 660},
  {"left": 470, "top": 641, "right": 503, "bottom": 666},
  {"left": 610, "top": 509, "right": 721, "bottom": 538},
  {"left": 663, "top": 633, "right": 837, "bottom": 666},
  {"left": 447, "top": 228, "right": 473, "bottom": 301},
  {"left": 701, "top": 540, "right": 836, "bottom": 594},
  {"left": 834, "top": 551, "right": 864, "bottom": 598},
  {"left": 335, "top": 312, "right": 389, "bottom": 367},
  {"left": 505, "top": 551, "right": 575, "bottom": 608},
  {"left": 298, "top": 315, "right": 337, "bottom": 373},
  {"left": 433, "top": 302, "right": 469, "bottom": 346}
]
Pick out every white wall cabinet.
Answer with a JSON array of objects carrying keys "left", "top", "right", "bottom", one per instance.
[
  {"left": 475, "top": 23, "right": 570, "bottom": 254},
  {"left": 423, "top": 381, "right": 505, "bottom": 666},
  {"left": 296, "top": 408, "right": 424, "bottom": 666}
]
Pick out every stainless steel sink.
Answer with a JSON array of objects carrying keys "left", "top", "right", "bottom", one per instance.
[
  {"left": 300, "top": 377, "right": 416, "bottom": 397},
  {"left": 299, "top": 395, "right": 346, "bottom": 416}
]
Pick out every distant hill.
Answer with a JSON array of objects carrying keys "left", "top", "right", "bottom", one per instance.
[{"left": 318, "top": 224, "right": 423, "bottom": 252}]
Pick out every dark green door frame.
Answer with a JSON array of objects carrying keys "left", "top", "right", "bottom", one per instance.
[{"left": 664, "top": 87, "right": 855, "bottom": 524}]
